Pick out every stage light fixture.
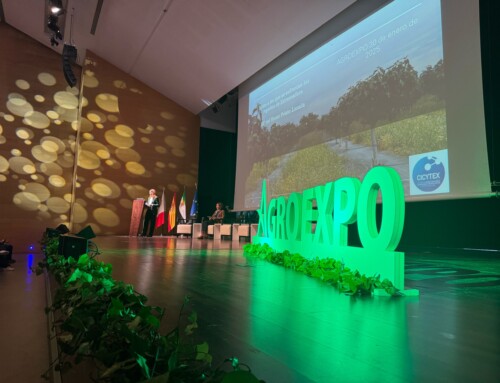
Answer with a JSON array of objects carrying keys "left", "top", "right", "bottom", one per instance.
[
  {"left": 51, "top": 6, "right": 64, "bottom": 15},
  {"left": 49, "top": 0, "right": 64, "bottom": 15},
  {"left": 47, "top": 14, "right": 63, "bottom": 46},
  {"left": 47, "top": 14, "right": 60, "bottom": 33}
]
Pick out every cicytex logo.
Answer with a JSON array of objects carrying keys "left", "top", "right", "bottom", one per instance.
[{"left": 412, "top": 156, "right": 445, "bottom": 192}]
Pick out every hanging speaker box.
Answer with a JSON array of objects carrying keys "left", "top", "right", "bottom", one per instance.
[{"left": 62, "top": 44, "right": 78, "bottom": 87}]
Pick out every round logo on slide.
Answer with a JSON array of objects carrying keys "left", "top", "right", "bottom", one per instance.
[{"left": 412, "top": 156, "right": 445, "bottom": 192}]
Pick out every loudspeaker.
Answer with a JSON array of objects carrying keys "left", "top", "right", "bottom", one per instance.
[
  {"left": 77, "top": 225, "right": 96, "bottom": 240},
  {"left": 58, "top": 234, "right": 88, "bottom": 258},
  {"left": 55, "top": 224, "right": 70, "bottom": 234},
  {"left": 46, "top": 224, "right": 69, "bottom": 238},
  {"left": 62, "top": 44, "right": 77, "bottom": 87},
  {"left": 46, "top": 228, "right": 60, "bottom": 238}
]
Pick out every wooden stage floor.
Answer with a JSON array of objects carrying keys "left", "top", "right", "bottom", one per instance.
[
  {"left": 1, "top": 235, "right": 499, "bottom": 383},
  {"left": 91, "top": 236, "right": 500, "bottom": 383}
]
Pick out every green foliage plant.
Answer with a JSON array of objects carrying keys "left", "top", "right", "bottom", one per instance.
[
  {"left": 37, "top": 232, "right": 262, "bottom": 382},
  {"left": 243, "top": 243, "right": 401, "bottom": 296}
]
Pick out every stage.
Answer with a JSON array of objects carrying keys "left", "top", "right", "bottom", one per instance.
[
  {"left": 1, "top": 236, "right": 499, "bottom": 383},
  {"left": 94, "top": 236, "right": 500, "bottom": 383}
]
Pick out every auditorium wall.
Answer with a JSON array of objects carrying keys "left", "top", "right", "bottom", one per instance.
[{"left": 0, "top": 24, "right": 200, "bottom": 251}]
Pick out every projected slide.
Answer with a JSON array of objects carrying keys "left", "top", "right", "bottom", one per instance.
[
  {"left": 242, "top": 0, "right": 447, "bottom": 209},
  {"left": 236, "top": 0, "right": 467, "bottom": 210}
]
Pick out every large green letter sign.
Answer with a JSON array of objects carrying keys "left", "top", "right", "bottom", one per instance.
[
  {"left": 253, "top": 167, "right": 408, "bottom": 291},
  {"left": 357, "top": 167, "right": 405, "bottom": 251}
]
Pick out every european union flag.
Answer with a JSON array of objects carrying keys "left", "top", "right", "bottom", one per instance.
[{"left": 189, "top": 188, "right": 198, "bottom": 218}]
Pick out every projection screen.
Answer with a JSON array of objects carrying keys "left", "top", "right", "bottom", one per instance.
[{"left": 234, "top": 0, "right": 491, "bottom": 211}]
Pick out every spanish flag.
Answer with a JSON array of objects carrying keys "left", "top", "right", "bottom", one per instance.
[{"left": 168, "top": 192, "right": 177, "bottom": 232}]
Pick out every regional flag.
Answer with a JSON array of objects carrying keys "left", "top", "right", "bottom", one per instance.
[
  {"left": 168, "top": 192, "right": 177, "bottom": 232},
  {"left": 155, "top": 189, "right": 166, "bottom": 228},
  {"left": 179, "top": 190, "right": 187, "bottom": 220},
  {"left": 190, "top": 186, "right": 198, "bottom": 218}
]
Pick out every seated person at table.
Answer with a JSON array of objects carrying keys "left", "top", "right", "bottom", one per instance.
[{"left": 199, "top": 202, "right": 225, "bottom": 238}]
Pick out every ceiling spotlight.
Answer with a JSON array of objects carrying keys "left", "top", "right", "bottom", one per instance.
[
  {"left": 51, "top": 6, "right": 64, "bottom": 16},
  {"left": 50, "top": 0, "right": 64, "bottom": 15}
]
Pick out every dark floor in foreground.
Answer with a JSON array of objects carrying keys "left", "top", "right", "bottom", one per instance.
[{"left": 1, "top": 236, "right": 499, "bottom": 383}]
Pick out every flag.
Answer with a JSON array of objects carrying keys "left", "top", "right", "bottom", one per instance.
[
  {"left": 189, "top": 186, "right": 198, "bottom": 218},
  {"left": 168, "top": 192, "right": 177, "bottom": 232},
  {"left": 155, "top": 189, "right": 166, "bottom": 228},
  {"left": 179, "top": 190, "right": 186, "bottom": 220}
]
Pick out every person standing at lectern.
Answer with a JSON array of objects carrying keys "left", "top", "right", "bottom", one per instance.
[{"left": 141, "top": 189, "right": 159, "bottom": 237}]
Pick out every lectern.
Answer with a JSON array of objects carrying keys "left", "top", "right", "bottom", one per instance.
[{"left": 129, "top": 198, "right": 144, "bottom": 236}]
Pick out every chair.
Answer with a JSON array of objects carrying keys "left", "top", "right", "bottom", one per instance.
[
  {"left": 176, "top": 214, "right": 197, "bottom": 237},
  {"left": 230, "top": 210, "right": 259, "bottom": 241},
  {"left": 207, "top": 207, "right": 234, "bottom": 240},
  {"left": 237, "top": 224, "right": 251, "bottom": 241},
  {"left": 235, "top": 223, "right": 259, "bottom": 242},
  {"left": 177, "top": 223, "right": 192, "bottom": 237},
  {"left": 220, "top": 224, "right": 232, "bottom": 239},
  {"left": 207, "top": 223, "right": 232, "bottom": 240},
  {"left": 207, "top": 224, "right": 215, "bottom": 237}
]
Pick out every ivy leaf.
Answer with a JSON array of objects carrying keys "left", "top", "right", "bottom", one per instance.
[
  {"left": 127, "top": 316, "right": 142, "bottom": 330},
  {"left": 66, "top": 269, "right": 93, "bottom": 284},
  {"left": 101, "top": 278, "right": 115, "bottom": 292},
  {"left": 146, "top": 314, "right": 160, "bottom": 329},
  {"left": 136, "top": 353, "right": 151, "bottom": 380},
  {"left": 185, "top": 321, "right": 198, "bottom": 335},
  {"left": 101, "top": 263, "right": 113, "bottom": 274},
  {"left": 168, "top": 351, "right": 178, "bottom": 371},
  {"left": 77, "top": 253, "right": 90, "bottom": 267},
  {"left": 77, "top": 341, "right": 91, "bottom": 356},
  {"left": 58, "top": 333, "right": 73, "bottom": 343},
  {"left": 195, "top": 342, "right": 211, "bottom": 363},
  {"left": 188, "top": 311, "right": 198, "bottom": 324},
  {"left": 108, "top": 298, "right": 124, "bottom": 317}
]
